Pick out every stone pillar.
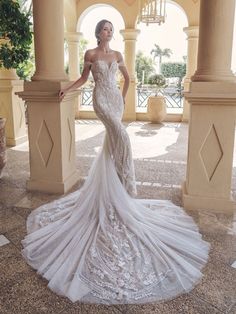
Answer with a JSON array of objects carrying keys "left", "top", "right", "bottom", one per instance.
[
  {"left": 65, "top": 32, "right": 83, "bottom": 80},
  {"left": 0, "top": 38, "right": 27, "bottom": 146},
  {"left": 31, "top": 0, "right": 67, "bottom": 81},
  {"left": 183, "top": 0, "right": 236, "bottom": 213},
  {"left": 192, "top": 0, "right": 235, "bottom": 82},
  {"left": 120, "top": 29, "right": 140, "bottom": 121},
  {"left": 65, "top": 31, "right": 83, "bottom": 118},
  {"left": 182, "top": 26, "right": 199, "bottom": 122},
  {"left": 0, "top": 79, "right": 27, "bottom": 146},
  {"left": 17, "top": 0, "right": 78, "bottom": 194}
]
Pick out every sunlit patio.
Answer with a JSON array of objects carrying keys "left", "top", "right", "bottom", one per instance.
[
  {"left": 0, "top": 120, "right": 236, "bottom": 313},
  {"left": 1, "top": 0, "right": 236, "bottom": 312}
]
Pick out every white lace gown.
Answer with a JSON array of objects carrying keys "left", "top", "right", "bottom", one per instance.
[{"left": 22, "top": 60, "right": 210, "bottom": 304}]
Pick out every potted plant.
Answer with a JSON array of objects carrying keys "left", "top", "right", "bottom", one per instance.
[
  {"left": 0, "top": 0, "right": 32, "bottom": 79},
  {"left": 0, "top": 118, "right": 7, "bottom": 177},
  {"left": 147, "top": 74, "right": 167, "bottom": 123}
]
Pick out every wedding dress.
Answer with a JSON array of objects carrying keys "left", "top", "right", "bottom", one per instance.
[{"left": 22, "top": 59, "right": 209, "bottom": 304}]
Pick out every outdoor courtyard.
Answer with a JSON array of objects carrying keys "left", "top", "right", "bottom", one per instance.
[{"left": 0, "top": 120, "right": 236, "bottom": 314}]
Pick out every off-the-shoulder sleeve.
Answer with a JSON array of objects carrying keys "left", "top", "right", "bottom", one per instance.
[
  {"left": 118, "top": 60, "right": 125, "bottom": 67},
  {"left": 83, "top": 61, "right": 92, "bottom": 68}
]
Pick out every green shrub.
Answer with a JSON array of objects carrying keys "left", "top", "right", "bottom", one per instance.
[
  {"left": 161, "top": 62, "right": 186, "bottom": 80},
  {"left": 148, "top": 74, "right": 166, "bottom": 87},
  {"left": 0, "top": 0, "right": 32, "bottom": 69}
]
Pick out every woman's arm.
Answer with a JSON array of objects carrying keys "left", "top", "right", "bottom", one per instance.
[
  {"left": 117, "top": 53, "right": 130, "bottom": 104},
  {"left": 59, "top": 51, "right": 92, "bottom": 99}
]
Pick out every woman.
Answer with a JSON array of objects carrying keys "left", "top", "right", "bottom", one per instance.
[{"left": 22, "top": 20, "right": 209, "bottom": 304}]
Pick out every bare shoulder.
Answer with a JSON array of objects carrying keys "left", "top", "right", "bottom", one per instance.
[
  {"left": 84, "top": 48, "right": 97, "bottom": 62},
  {"left": 114, "top": 50, "right": 124, "bottom": 62}
]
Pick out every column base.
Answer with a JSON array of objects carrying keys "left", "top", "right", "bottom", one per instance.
[
  {"left": 27, "top": 171, "right": 79, "bottom": 194},
  {"left": 182, "top": 182, "right": 236, "bottom": 214},
  {"left": 122, "top": 112, "right": 136, "bottom": 121},
  {"left": 191, "top": 73, "right": 236, "bottom": 82},
  {"left": 31, "top": 73, "right": 68, "bottom": 81},
  {"left": 7, "top": 134, "right": 28, "bottom": 146}
]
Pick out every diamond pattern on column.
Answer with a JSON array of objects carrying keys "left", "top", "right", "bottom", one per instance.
[
  {"left": 37, "top": 120, "right": 54, "bottom": 167},
  {"left": 199, "top": 124, "right": 223, "bottom": 181},
  {"left": 67, "top": 118, "right": 72, "bottom": 161}
]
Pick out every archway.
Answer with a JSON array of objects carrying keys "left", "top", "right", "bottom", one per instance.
[{"left": 136, "top": 1, "right": 188, "bottom": 116}]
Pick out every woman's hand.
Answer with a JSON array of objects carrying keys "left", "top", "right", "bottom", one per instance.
[{"left": 59, "top": 89, "right": 67, "bottom": 100}]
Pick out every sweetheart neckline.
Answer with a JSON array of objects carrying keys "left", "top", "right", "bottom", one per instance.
[{"left": 91, "top": 59, "right": 118, "bottom": 70}]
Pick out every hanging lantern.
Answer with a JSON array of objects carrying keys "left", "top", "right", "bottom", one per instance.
[{"left": 138, "top": 0, "right": 167, "bottom": 25}]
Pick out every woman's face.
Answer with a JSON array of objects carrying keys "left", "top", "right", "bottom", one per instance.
[{"left": 98, "top": 22, "right": 113, "bottom": 43}]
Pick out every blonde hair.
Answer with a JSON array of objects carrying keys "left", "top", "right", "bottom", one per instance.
[{"left": 95, "top": 19, "right": 113, "bottom": 45}]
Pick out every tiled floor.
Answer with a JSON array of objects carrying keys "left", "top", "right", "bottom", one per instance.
[{"left": 0, "top": 120, "right": 236, "bottom": 314}]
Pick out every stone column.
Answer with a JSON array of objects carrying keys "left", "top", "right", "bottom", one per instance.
[
  {"left": 0, "top": 79, "right": 27, "bottom": 146},
  {"left": 31, "top": 0, "right": 67, "bottom": 81},
  {"left": 0, "top": 38, "right": 27, "bottom": 146},
  {"left": 65, "top": 31, "right": 83, "bottom": 118},
  {"left": 17, "top": 0, "right": 79, "bottom": 194},
  {"left": 65, "top": 32, "right": 83, "bottom": 80},
  {"left": 183, "top": 0, "right": 236, "bottom": 213},
  {"left": 120, "top": 29, "right": 140, "bottom": 121},
  {"left": 192, "top": 0, "right": 235, "bottom": 82},
  {"left": 182, "top": 26, "right": 199, "bottom": 122}
]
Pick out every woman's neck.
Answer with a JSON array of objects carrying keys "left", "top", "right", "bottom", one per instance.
[{"left": 98, "top": 43, "right": 112, "bottom": 54}]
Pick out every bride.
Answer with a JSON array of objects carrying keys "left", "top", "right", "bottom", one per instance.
[{"left": 22, "top": 19, "right": 209, "bottom": 304}]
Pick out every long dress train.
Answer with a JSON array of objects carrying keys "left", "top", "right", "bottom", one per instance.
[{"left": 21, "top": 59, "right": 209, "bottom": 304}]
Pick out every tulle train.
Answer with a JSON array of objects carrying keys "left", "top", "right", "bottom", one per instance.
[{"left": 22, "top": 136, "right": 209, "bottom": 304}]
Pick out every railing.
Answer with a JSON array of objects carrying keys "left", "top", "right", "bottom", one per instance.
[
  {"left": 81, "top": 87, "right": 93, "bottom": 106},
  {"left": 137, "top": 88, "right": 152, "bottom": 108},
  {"left": 81, "top": 85, "right": 184, "bottom": 109},
  {"left": 137, "top": 86, "right": 184, "bottom": 108}
]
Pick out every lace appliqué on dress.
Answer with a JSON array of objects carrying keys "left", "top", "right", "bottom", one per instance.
[
  {"left": 78, "top": 205, "right": 172, "bottom": 303},
  {"left": 91, "top": 60, "right": 137, "bottom": 197}
]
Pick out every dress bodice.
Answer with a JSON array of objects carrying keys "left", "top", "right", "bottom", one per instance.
[{"left": 90, "top": 60, "right": 120, "bottom": 88}]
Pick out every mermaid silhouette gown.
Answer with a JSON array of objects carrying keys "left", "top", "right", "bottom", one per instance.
[{"left": 22, "top": 60, "right": 209, "bottom": 304}]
